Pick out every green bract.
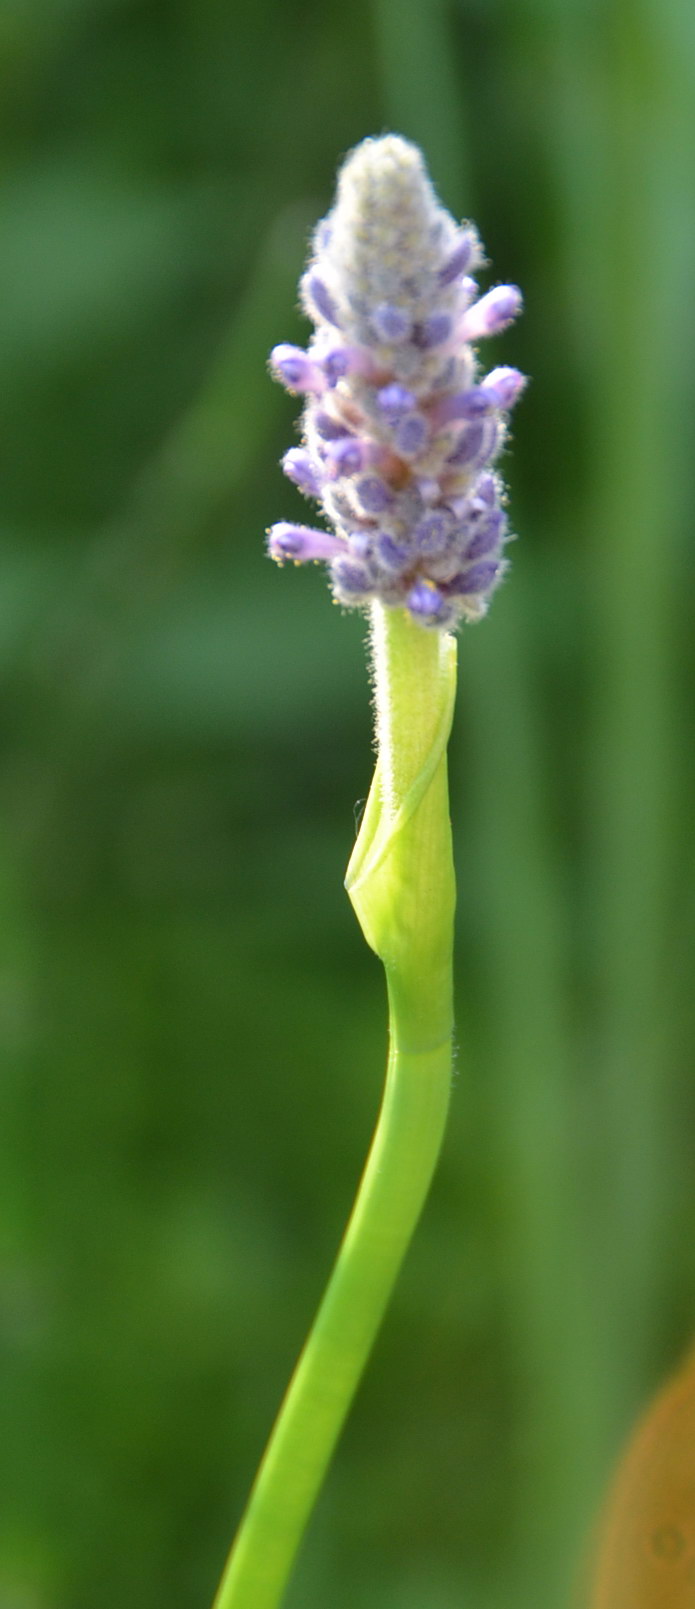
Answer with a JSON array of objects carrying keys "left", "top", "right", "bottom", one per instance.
[{"left": 346, "top": 605, "right": 457, "bottom": 1052}]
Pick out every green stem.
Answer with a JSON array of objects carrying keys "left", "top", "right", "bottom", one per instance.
[{"left": 212, "top": 605, "right": 457, "bottom": 1609}]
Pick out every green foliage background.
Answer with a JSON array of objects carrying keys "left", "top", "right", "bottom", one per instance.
[{"left": 1, "top": 2, "right": 695, "bottom": 1606}]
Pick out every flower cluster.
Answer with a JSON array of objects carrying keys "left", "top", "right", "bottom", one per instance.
[{"left": 267, "top": 135, "right": 525, "bottom": 631}]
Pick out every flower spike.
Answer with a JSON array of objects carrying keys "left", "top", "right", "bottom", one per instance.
[{"left": 268, "top": 135, "right": 525, "bottom": 628}]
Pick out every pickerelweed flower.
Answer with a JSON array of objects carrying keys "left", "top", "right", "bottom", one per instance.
[
  {"left": 212, "top": 135, "right": 525, "bottom": 1609},
  {"left": 268, "top": 134, "right": 525, "bottom": 631}
]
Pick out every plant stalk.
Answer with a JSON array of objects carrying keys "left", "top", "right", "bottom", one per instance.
[{"left": 212, "top": 604, "right": 457, "bottom": 1609}]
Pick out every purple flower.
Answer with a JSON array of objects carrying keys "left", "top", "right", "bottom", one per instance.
[
  {"left": 465, "top": 510, "right": 505, "bottom": 560},
  {"left": 438, "top": 230, "right": 480, "bottom": 286},
  {"left": 430, "top": 387, "right": 497, "bottom": 428},
  {"left": 376, "top": 532, "right": 410, "bottom": 571},
  {"left": 267, "top": 523, "right": 344, "bottom": 563},
  {"left": 301, "top": 273, "right": 341, "bottom": 327},
  {"left": 354, "top": 475, "right": 394, "bottom": 514},
  {"left": 481, "top": 366, "right": 527, "bottom": 409},
  {"left": 282, "top": 449, "right": 323, "bottom": 498},
  {"left": 414, "top": 312, "right": 453, "bottom": 349},
  {"left": 269, "top": 344, "right": 325, "bottom": 395},
  {"left": 377, "top": 383, "right": 416, "bottom": 418},
  {"left": 325, "top": 438, "right": 368, "bottom": 476},
  {"left": 322, "top": 344, "right": 379, "bottom": 385},
  {"left": 406, "top": 579, "right": 452, "bottom": 625},
  {"left": 267, "top": 135, "right": 525, "bottom": 629},
  {"left": 413, "top": 511, "right": 453, "bottom": 554},
  {"left": 450, "top": 560, "right": 502, "bottom": 595},
  {"left": 371, "top": 303, "right": 412, "bottom": 343},
  {"left": 462, "top": 285, "right": 523, "bottom": 341},
  {"left": 395, "top": 414, "right": 428, "bottom": 457},
  {"left": 445, "top": 421, "right": 488, "bottom": 467},
  {"left": 331, "top": 556, "right": 374, "bottom": 601}
]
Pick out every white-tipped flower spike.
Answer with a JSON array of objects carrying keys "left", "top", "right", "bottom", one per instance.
[{"left": 268, "top": 135, "right": 526, "bottom": 631}]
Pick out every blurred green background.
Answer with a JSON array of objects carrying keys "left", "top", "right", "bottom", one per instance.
[{"left": 1, "top": 2, "right": 695, "bottom": 1606}]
